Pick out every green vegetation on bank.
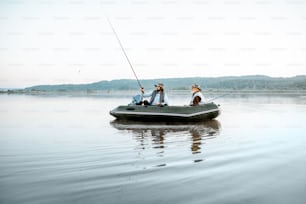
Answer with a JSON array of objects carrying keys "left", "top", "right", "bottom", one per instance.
[{"left": 1, "top": 75, "right": 306, "bottom": 94}]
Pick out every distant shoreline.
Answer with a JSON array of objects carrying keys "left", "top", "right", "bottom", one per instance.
[
  {"left": 1, "top": 75, "right": 306, "bottom": 95},
  {"left": 1, "top": 89, "right": 306, "bottom": 97}
]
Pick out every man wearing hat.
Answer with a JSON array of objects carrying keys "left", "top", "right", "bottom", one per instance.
[
  {"left": 190, "top": 84, "right": 205, "bottom": 106},
  {"left": 141, "top": 83, "right": 169, "bottom": 106}
]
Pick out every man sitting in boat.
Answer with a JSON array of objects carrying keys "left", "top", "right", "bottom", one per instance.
[
  {"left": 142, "top": 83, "right": 169, "bottom": 106},
  {"left": 190, "top": 84, "right": 205, "bottom": 106}
]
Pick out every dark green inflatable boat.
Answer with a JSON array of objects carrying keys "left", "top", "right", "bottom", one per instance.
[{"left": 110, "top": 102, "right": 220, "bottom": 122}]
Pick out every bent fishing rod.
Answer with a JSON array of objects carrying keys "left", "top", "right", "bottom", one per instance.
[{"left": 107, "top": 18, "right": 143, "bottom": 89}]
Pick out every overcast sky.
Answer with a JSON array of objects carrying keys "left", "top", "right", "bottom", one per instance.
[{"left": 0, "top": 0, "right": 306, "bottom": 88}]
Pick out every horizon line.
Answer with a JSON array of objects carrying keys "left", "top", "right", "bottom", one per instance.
[{"left": 2, "top": 74, "right": 306, "bottom": 90}]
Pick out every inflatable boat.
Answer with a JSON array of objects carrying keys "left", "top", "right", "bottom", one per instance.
[{"left": 110, "top": 102, "right": 220, "bottom": 122}]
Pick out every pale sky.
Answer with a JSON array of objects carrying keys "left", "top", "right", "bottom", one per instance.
[{"left": 0, "top": 0, "right": 306, "bottom": 88}]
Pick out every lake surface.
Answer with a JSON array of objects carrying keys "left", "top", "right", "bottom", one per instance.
[{"left": 1, "top": 93, "right": 306, "bottom": 204}]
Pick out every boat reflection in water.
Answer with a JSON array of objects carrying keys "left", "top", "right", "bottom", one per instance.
[{"left": 110, "top": 120, "right": 221, "bottom": 164}]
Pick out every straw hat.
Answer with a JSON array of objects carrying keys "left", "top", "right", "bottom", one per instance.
[
  {"left": 192, "top": 84, "right": 201, "bottom": 91},
  {"left": 154, "top": 83, "right": 164, "bottom": 87}
]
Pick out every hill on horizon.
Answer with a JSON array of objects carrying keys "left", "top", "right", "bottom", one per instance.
[
  {"left": 1, "top": 75, "right": 306, "bottom": 93},
  {"left": 4, "top": 75, "right": 306, "bottom": 93}
]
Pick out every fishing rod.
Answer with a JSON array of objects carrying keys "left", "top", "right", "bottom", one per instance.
[
  {"left": 107, "top": 18, "right": 143, "bottom": 89},
  {"left": 206, "top": 93, "right": 229, "bottom": 103}
]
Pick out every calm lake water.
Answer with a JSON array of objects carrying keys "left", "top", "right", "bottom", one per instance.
[{"left": 1, "top": 93, "right": 306, "bottom": 204}]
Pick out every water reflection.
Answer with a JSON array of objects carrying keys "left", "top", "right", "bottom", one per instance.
[{"left": 111, "top": 120, "right": 221, "bottom": 161}]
